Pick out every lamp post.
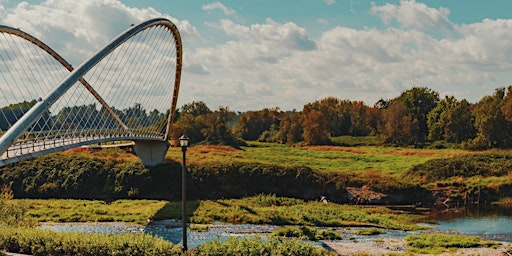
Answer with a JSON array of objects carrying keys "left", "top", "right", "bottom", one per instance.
[{"left": 178, "top": 135, "right": 189, "bottom": 251}]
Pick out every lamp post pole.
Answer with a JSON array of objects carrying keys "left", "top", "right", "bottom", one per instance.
[{"left": 179, "top": 135, "right": 190, "bottom": 251}]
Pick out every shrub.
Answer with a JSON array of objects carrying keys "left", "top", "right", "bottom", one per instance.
[
  {"left": 0, "top": 227, "right": 181, "bottom": 256},
  {"left": 405, "top": 233, "right": 500, "bottom": 254},
  {"left": 194, "top": 236, "right": 332, "bottom": 256},
  {"left": 355, "top": 227, "right": 387, "bottom": 235},
  {"left": 272, "top": 226, "right": 342, "bottom": 241}
]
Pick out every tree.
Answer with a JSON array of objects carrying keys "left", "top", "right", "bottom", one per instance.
[
  {"left": 202, "top": 106, "right": 245, "bottom": 147},
  {"left": 382, "top": 100, "right": 418, "bottom": 145},
  {"left": 471, "top": 88, "right": 512, "bottom": 148},
  {"left": 383, "top": 87, "right": 439, "bottom": 145},
  {"left": 180, "top": 101, "right": 212, "bottom": 117},
  {"left": 234, "top": 108, "right": 281, "bottom": 141},
  {"left": 302, "top": 105, "right": 329, "bottom": 145},
  {"left": 427, "top": 96, "right": 475, "bottom": 143},
  {"left": 277, "top": 112, "right": 303, "bottom": 144}
]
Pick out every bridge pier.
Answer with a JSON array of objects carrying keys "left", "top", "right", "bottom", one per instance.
[{"left": 133, "top": 140, "right": 169, "bottom": 167}]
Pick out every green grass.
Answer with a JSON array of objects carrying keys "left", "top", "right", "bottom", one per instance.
[
  {"left": 0, "top": 226, "right": 181, "bottom": 256},
  {"left": 271, "top": 226, "right": 342, "bottom": 240},
  {"left": 355, "top": 227, "right": 387, "bottom": 235},
  {"left": 21, "top": 199, "right": 166, "bottom": 225},
  {"left": 405, "top": 233, "right": 501, "bottom": 254},
  {"left": 187, "top": 194, "right": 423, "bottom": 231},
  {"left": 166, "top": 141, "right": 469, "bottom": 176}
]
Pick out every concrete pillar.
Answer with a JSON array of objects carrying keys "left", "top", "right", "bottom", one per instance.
[{"left": 134, "top": 140, "right": 169, "bottom": 167}]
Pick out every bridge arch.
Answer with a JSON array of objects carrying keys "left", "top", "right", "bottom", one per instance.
[{"left": 0, "top": 18, "right": 183, "bottom": 166}]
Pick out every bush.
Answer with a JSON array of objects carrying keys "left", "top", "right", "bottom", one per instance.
[
  {"left": 355, "top": 227, "right": 387, "bottom": 235},
  {"left": 272, "top": 226, "right": 342, "bottom": 241},
  {"left": 405, "top": 233, "right": 500, "bottom": 254},
  {"left": 194, "top": 236, "right": 332, "bottom": 256},
  {"left": 0, "top": 227, "right": 181, "bottom": 256},
  {"left": 406, "top": 153, "right": 512, "bottom": 182}
]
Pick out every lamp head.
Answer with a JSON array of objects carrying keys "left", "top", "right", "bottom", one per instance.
[{"left": 179, "top": 135, "right": 190, "bottom": 147}]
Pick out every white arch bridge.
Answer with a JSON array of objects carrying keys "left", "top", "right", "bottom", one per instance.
[{"left": 0, "top": 18, "right": 182, "bottom": 167}]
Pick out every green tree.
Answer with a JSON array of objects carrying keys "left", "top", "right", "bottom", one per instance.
[
  {"left": 202, "top": 106, "right": 245, "bottom": 147},
  {"left": 277, "top": 112, "right": 303, "bottom": 144},
  {"left": 234, "top": 108, "right": 281, "bottom": 141},
  {"left": 384, "top": 87, "right": 439, "bottom": 145},
  {"left": 427, "top": 96, "right": 475, "bottom": 143},
  {"left": 471, "top": 88, "right": 512, "bottom": 148}
]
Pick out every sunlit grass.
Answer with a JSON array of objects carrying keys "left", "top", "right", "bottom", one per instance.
[
  {"left": 21, "top": 199, "right": 166, "bottom": 225},
  {"left": 186, "top": 194, "right": 423, "bottom": 231},
  {"left": 166, "top": 141, "right": 472, "bottom": 176}
]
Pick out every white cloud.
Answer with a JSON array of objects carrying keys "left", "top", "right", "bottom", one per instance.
[
  {"left": 370, "top": 0, "right": 454, "bottom": 32},
  {"left": 202, "top": 2, "right": 236, "bottom": 16},
  {"left": 324, "top": 0, "right": 335, "bottom": 6},
  {"left": 2, "top": 0, "right": 512, "bottom": 112},
  {"left": 0, "top": 0, "right": 200, "bottom": 65}
]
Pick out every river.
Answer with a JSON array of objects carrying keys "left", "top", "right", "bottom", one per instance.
[{"left": 39, "top": 205, "right": 512, "bottom": 248}]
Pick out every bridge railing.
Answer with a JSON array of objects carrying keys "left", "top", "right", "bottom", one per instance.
[{"left": 0, "top": 18, "right": 182, "bottom": 166}]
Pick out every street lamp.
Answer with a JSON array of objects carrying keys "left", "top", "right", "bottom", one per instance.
[{"left": 179, "top": 135, "right": 190, "bottom": 251}]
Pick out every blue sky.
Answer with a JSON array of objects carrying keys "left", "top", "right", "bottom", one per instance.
[{"left": 2, "top": 0, "right": 512, "bottom": 111}]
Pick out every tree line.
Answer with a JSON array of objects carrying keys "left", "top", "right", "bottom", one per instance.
[
  {"left": 171, "top": 86, "right": 512, "bottom": 150},
  {"left": 0, "top": 102, "right": 165, "bottom": 132}
]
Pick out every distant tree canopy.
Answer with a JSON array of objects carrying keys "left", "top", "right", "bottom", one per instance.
[
  {"left": 4, "top": 85, "right": 512, "bottom": 149},
  {"left": 169, "top": 86, "right": 512, "bottom": 149}
]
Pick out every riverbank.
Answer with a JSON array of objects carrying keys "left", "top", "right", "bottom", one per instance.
[
  {"left": 38, "top": 220, "right": 512, "bottom": 255},
  {"left": 324, "top": 239, "right": 512, "bottom": 255}
]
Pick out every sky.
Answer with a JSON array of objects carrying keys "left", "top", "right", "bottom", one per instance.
[{"left": 1, "top": 0, "right": 512, "bottom": 111}]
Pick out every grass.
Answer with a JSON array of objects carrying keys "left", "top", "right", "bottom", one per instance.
[
  {"left": 21, "top": 199, "right": 166, "bottom": 225},
  {"left": 16, "top": 195, "right": 423, "bottom": 231},
  {"left": 405, "top": 233, "right": 501, "bottom": 254},
  {"left": 271, "top": 226, "right": 342, "bottom": 240},
  {"left": 187, "top": 194, "right": 423, "bottom": 231},
  {"left": 166, "top": 141, "right": 471, "bottom": 176}
]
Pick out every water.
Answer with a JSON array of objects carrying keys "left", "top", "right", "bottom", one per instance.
[
  {"left": 426, "top": 205, "right": 512, "bottom": 242},
  {"left": 39, "top": 205, "right": 512, "bottom": 248}
]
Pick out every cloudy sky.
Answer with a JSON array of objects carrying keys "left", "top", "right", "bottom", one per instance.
[{"left": 1, "top": 0, "right": 512, "bottom": 111}]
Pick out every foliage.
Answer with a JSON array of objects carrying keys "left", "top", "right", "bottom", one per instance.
[
  {"left": 301, "top": 105, "right": 330, "bottom": 145},
  {"left": 405, "top": 233, "right": 500, "bottom": 254},
  {"left": 201, "top": 106, "right": 246, "bottom": 148},
  {"left": 0, "top": 152, "right": 176, "bottom": 200},
  {"left": 0, "top": 227, "right": 181, "bottom": 256},
  {"left": 271, "top": 226, "right": 342, "bottom": 240},
  {"left": 195, "top": 236, "right": 332, "bottom": 256},
  {"left": 406, "top": 153, "right": 512, "bottom": 183},
  {"left": 188, "top": 195, "right": 423, "bottom": 231},
  {"left": 234, "top": 108, "right": 281, "bottom": 141},
  {"left": 22, "top": 199, "right": 166, "bottom": 225},
  {"left": 427, "top": 96, "right": 475, "bottom": 143},
  {"left": 470, "top": 88, "right": 512, "bottom": 149},
  {"left": 355, "top": 227, "right": 387, "bottom": 235},
  {"left": 0, "top": 186, "right": 35, "bottom": 228}
]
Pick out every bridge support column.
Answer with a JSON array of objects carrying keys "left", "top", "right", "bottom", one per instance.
[{"left": 134, "top": 140, "right": 169, "bottom": 167}]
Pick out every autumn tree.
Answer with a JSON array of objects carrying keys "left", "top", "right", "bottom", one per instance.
[{"left": 301, "top": 105, "right": 329, "bottom": 145}]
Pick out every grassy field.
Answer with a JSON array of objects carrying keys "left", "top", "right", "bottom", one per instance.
[
  {"left": 15, "top": 195, "right": 423, "bottom": 230},
  {"left": 166, "top": 141, "right": 472, "bottom": 176},
  {"left": 22, "top": 199, "right": 166, "bottom": 225}
]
